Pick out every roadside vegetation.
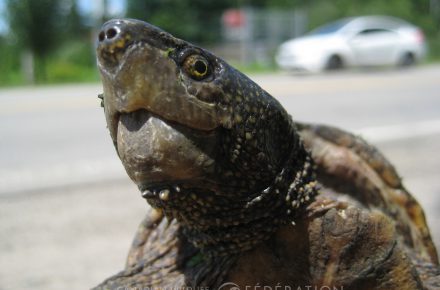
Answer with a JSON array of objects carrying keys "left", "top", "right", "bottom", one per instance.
[{"left": 0, "top": 0, "right": 439, "bottom": 86}]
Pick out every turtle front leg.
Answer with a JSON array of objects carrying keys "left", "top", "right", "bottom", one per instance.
[{"left": 307, "top": 199, "right": 423, "bottom": 290}]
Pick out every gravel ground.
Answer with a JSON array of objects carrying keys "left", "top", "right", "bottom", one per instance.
[{"left": 0, "top": 180, "right": 146, "bottom": 290}]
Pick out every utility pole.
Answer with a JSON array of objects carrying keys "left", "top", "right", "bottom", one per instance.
[{"left": 430, "top": 0, "right": 440, "bottom": 31}]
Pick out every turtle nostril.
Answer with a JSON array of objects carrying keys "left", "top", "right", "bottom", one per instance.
[
  {"left": 98, "top": 27, "right": 120, "bottom": 43},
  {"left": 97, "top": 22, "right": 127, "bottom": 64},
  {"left": 106, "top": 27, "right": 118, "bottom": 39},
  {"left": 98, "top": 31, "right": 105, "bottom": 42}
]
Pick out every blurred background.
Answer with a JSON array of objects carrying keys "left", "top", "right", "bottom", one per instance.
[{"left": 0, "top": 1, "right": 439, "bottom": 289}]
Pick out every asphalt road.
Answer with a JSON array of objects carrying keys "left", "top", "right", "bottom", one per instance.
[{"left": 0, "top": 65, "right": 439, "bottom": 289}]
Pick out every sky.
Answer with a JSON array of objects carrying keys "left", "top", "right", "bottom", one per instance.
[
  {"left": 0, "top": 0, "right": 126, "bottom": 35},
  {"left": 0, "top": 0, "right": 5, "bottom": 34},
  {"left": 78, "top": 0, "right": 126, "bottom": 18}
]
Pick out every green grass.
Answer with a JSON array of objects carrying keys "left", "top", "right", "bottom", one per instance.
[
  {"left": 0, "top": 40, "right": 100, "bottom": 87},
  {"left": 0, "top": 64, "right": 100, "bottom": 87},
  {"left": 230, "top": 62, "right": 279, "bottom": 74},
  {"left": 45, "top": 61, "right": 99, "bottom": 84},
  {"left": 0, "top": 71, "right": 26, "bottom": 87}
]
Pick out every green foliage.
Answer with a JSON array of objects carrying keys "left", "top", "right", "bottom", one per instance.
[
  {"left": 6, "top": 0, "right": 61, "bottom": 59},
  {"left": 126, "top": 0, "right": 237, "bottom": 43},
  {"left": 3, "top": 0, "right": 93, "bottom": 85},
  {"left": 44, "top": 40, "right": 98, "bottom": 84},
  {"left": 60, "top": 0, "right": 88, "bottom": 41},
  {"left": 1, "top": 0, "right": 439, "bottom": 86},
  {"left": 427, "top": 37, "right": 440, "bottom": 60},
  {"left": 54, "top": 40, "right": 95, "bottom": 67},
  {"left": 0, "top": 37, "right": 22, "bottom": 86},
  {"left": 0, "top": 35, "right": 97, "bottom": 86},
  {"left": 45, "top": 61, "right": 98, "bottom": 83},
  {"left": 6, "top": 0, "right": 63, "bottom": 82},
  {"left": 125, "top": 0, "right": 302, "bottom": 43}
]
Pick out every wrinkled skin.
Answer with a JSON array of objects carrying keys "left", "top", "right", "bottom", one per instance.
[{"left": 95, "top": 19, "right": 439, "bottom": 289}]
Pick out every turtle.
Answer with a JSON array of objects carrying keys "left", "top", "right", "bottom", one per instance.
[{"left": 94, "top": 19, "right": 439, "bottom": 290}]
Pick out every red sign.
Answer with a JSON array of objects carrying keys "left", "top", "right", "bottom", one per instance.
[{"left": 222, "top": 9, "right": 245, "bottom": 28}]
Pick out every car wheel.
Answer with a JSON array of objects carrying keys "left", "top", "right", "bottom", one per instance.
[
  {"left": 399, "top": 52, "right": 416, "bottom": 67},
  {"left": 325, "top": 55, "right": 344, "bottom": 71}
]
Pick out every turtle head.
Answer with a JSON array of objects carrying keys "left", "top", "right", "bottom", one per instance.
[{"left": 96, "top": 19, "right": 297, "bottom": 198}]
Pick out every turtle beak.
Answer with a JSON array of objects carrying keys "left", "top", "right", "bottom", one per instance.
[{"left": 96, "top": 19, "right": 219, "bottom": 189}]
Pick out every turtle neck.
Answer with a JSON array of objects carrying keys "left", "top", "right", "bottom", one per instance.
[{"left": 141, "top": 138, "right": 319, "bottom": 257}]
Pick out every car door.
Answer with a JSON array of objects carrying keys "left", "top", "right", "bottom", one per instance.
[{"left": 348, "top": 28, "right": 400, "bottom": 66}]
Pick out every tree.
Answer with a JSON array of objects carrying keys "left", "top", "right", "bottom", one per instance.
[
  {"left": 63, "top": 0, "right": 85, "bottom": 38},
  {"left": 6, "top": 0, "right": 61, "bottom": 82},
  {"left": 126, "top": 0, "right": 237, "bottom": 43}
]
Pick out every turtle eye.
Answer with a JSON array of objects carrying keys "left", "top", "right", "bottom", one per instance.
[{"left": 183, "top": 55, "right": 211, "bottom": 80}]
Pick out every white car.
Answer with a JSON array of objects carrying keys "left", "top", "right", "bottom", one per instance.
[{"left": 275, "top": 15, "right": 427, "bottom": 72}]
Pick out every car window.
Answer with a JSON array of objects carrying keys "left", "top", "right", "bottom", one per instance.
[
  {"left": 357, "top": 28, "right": 394, "bottom": 35},
  {"left": 309, "top": 19, "right": 352, "bottom": 35}
]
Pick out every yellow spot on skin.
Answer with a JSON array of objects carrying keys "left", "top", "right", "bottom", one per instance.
[
  {"left": 115, "top": 39, "right": 126, "bottom": 48},
  {"left": 235, "top": 115, "right": 243, "bottom": 123},
  {"left": 162, "top": 48, "right": 175, "bottom": 57},
  {"left": 245, "top": 132, "right": 252, "bottom": 140}
]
